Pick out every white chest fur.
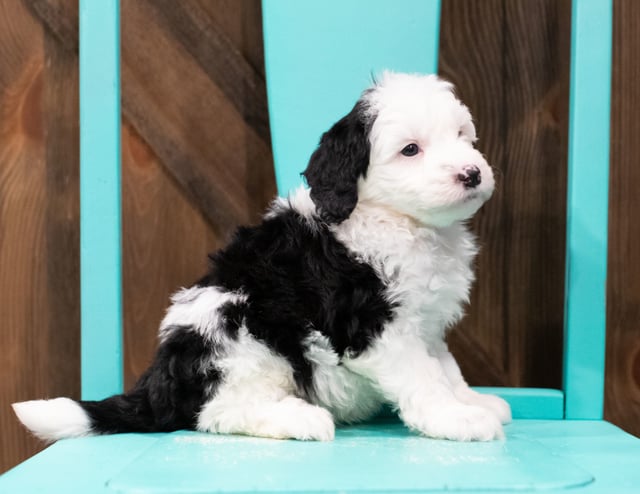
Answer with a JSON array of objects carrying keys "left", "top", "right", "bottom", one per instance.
[
  {"left": 333, "top": 203, "right": 478, "bottom": 343},
  {"left": 306, "top": 206, "right": 479, "bottom": 422}
]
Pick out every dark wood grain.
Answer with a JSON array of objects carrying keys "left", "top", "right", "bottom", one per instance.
[
  {"left": 196, "top": 0, "right": 267, "bottom": 77},
  {"left": 0, "top": 0, "right": 79, "bottom": 472},
  {"left": 0, "top": 4, "right": 47, "bottom": 470},
  {"left": 121, "top": 122, "right": 221, "bottom": 387},
  {"left": 605, "top": 0, "right": 640, "bottom": 437},
  {"left": 26, "top": 0, "right": 276, "bottom": 238},
  {"left": 147, "top": 0, "right": 270, "bottom": 142},
  {"left": 24, "top": 0, "right": 77, "bottom": 52},
  {"left": 120, "top": 0, "right": 275, "bottom": 236},
  {"left": 501, "top": 0, "right": 571, "bottom": 388},
  {"left": 440, "top": 0, "right": 571, "bottom": 388},
  {"left": 439, "top": 0, "right": 509, "bottom": 386},
  {"left": 198, "top": 0, "right": 275, "bottom": 214},
  {"left": 42, "top": 0, "right": 80, "bottom": 418}
]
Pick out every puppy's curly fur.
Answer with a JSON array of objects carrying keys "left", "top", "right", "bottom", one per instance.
[{"left": 14, "top": 72, "right": 510, "bottom": 442}]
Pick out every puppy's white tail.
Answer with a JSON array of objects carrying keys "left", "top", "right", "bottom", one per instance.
[{"left": 12, "top": 398, "right": 92, "bottom": 442}]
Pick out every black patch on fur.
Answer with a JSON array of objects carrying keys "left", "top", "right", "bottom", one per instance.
[
  {"left": 303, "top": 98, "right": 373, "bottom": 224},
  {"left": 81, "top": 329, "right": 218, "bottom": 433},
  {"left": 218, "top": 300, "right": 247, "bottom": 338},
  {"left": 200, "top": 208, "right": 395, "bottom": 393},
  {"left": 79, "top": 208, "right": 395, "bottom": 433}
]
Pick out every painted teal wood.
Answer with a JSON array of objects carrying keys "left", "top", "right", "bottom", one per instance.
[
  {"left": 477, "top": 387, "right": 564, "bottom": 419},
  {"left": 262, "top": 0, "right": 441, "bottom": 196},
  {"left": 79, "top": 0, "right": 123, "bottom": 400},
  {"left": 101, "top": 422, "right": 594, "bottom": 492},
  {"left": 563, "top": 0, "right": 612, "bottom": 420},
  {"left": 3, "top": 420, "right": 640, "bottom": 493}
]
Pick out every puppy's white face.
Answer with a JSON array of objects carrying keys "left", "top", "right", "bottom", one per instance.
[{"left": 359, "top": 73, "right": 494, "bottom": 227}]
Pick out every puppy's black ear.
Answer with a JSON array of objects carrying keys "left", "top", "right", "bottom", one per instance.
[{"left": 303, "top": 100, "right": 371, "bottom": 224}]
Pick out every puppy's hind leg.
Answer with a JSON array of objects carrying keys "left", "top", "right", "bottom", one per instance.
[
  {"left": 197, "top": 328, "right": 335, "bottom": 441},
  {"left": 198, "top": 395, "right": 335, "bottom": 441}
]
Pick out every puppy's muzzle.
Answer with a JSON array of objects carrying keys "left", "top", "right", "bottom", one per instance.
[{"left": 458, "top": 165, "right": 481, "bottom": 189}]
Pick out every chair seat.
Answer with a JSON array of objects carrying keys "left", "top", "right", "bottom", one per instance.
[{"left": 2, "top": 419, "right": 638, "bottom": 493}]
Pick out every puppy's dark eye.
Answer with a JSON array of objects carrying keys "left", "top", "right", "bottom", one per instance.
[{"left": 401, "top": 143, "right": 419, "bottom": 157}]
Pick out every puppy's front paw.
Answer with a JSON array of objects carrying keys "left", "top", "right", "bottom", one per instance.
[
  {"left": 286, "top": 402, "right": 336, "bottom": 442},
  {"left": 455, "top": 388, "right": 512, "bottom": 424},
  {"left": 473, "top": 393, "right": 511, "bottom": 424},
  {"left": 404, "top": 403, "right": 504, "bottom": 441}
]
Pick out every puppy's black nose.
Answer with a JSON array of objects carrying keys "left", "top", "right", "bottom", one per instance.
[{"left": 458, "top": 165, "right": 481, "bottom": 189}]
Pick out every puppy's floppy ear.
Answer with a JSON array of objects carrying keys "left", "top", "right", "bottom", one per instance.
[{"left": 303, "top": 99, "right": 371, "bottom": 224}]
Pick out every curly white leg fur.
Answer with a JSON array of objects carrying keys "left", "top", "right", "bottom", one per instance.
[
  {"left": 401, "top": 400, "right": 504, "bottom": 441},
  {"left": 454, "top": 386, "right": 512, "bottom": 424},
  {"left": 197, "top": 327, "right": 335, "bottom": 441},
  {"left": 437, "top": 348, "right": 512, "bottom": 425},
  {"left": 198, "top": 395, "right": 335, "bottom": 441},
  {"left": 348, "top": 332, "right": 505, "bottom": 442}
]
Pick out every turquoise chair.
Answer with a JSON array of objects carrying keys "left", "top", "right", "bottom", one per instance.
[{"left": 2, "top": 0, "right": 639, "bottom": 492}]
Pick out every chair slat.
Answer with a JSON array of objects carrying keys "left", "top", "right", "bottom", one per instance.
[
  {"left": 79, "top": 0, "right": 123, "bottom": 399},
  {"left": 563, "top": 0, "right": 613, "bottom": 419}
]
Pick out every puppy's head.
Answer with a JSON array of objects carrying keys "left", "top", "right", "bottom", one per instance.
[{"left": 303, "top": 72, "right": 494, "bottom": 227}]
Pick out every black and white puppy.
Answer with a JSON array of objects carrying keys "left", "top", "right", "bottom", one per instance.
[{"left": 14, "top": 72, "right": 511, "bottom": 442}]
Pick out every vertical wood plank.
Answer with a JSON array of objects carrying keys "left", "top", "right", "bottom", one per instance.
[
  {"left": 0, "top": 0, "right": 80, "bottom": 472},
  {"left": 503, "top": 0, "right": 571, "bottom": 389},
  {"left": 0, "top": 21, "right": 48, "bottom": 471},
  {"left": 43, "top": 2, "right": 81, "bottom": 421},
  {"left": 439, "top": 0, "right": 509, "bottom": 386},
  {"left": 605, "top": 0, "right": 640, "bottom": 436},
  {"left": 440, "top": 0, "right": 571, "bottom": 388}
]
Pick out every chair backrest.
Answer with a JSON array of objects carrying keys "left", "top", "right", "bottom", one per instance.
[
  {"left": 262, "top": 0, "right": 613, "bottom": 420},
  {"left": 79, "top": 0, "right": 612, "bottom": 419},
  {"left": 262, "top": 0, "right": 441, "bottom": 194}
]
